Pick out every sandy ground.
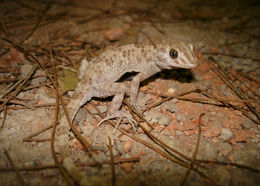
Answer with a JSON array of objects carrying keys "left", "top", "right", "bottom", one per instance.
[{"left": 0, "top": 0, "right": 260, "bottom": 185}]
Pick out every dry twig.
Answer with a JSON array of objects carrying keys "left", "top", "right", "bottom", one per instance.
[
  {"left": 50, "top": 50, "right": 73, "bottom": 186},
  {"left": 202, "top": 51, "right": 260, "bottom": 62},
  {"left": 142, "top": 88, "right": 201, "bottom": 112},
  {"left": 59, "top": 93, "right": 94, "bottom": 152},
  {"left": 91, "top": 102, "right": 207, "bottom": 177},
  {"left": 196, "top": 159, "right": 260, "bottom": 173},
  {"left": 21, "top": 5, "right": 51, "bottom": 44},
  {"left": 124, "top": 99, "right": 206, "bottom": 170},
  {"left": 0, "top": 105, "right": 7, "bottom": 128},
  {"left": 0, "top": 156, "right": 140, "bottom": 172},
  {"left": 0, "top": 65, "right": 37, "bottom": 112},
  {"left": 0, "top": 98, "right": 35, "bottom": 109},
  {"left": 207, "top": 58, "right": 260, "bottom": 123},
  {"left": 23, "top": 123, "right": 53, "bottom": 142},
  {"left": 181, "top": 113, "right": 204, "bottom": 186},
  {"left": 108, "top": 136, "right": 116, "bottom": 186},
  {"left": 4, "top": 149, "right": 26, "bottom": 186}
]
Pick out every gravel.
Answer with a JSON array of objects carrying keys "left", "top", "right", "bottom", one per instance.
[{"left": 219, "top": 128, "right": 233, "bottom": 142}]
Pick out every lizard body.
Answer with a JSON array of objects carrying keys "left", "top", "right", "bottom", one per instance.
[{"left": 57, "top": 42, "right": 198, "bottom": 156}]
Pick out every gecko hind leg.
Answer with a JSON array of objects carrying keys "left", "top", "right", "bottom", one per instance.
[{"left": 96, "top": 88, "right": 137, "bottom": 131}]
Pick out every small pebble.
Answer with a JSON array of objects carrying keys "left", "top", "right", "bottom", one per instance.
[
  {"left": 35, "top": 89, "right": 56, "bottom": 104},
  {"left": 30, "top": 69, "right": 47, "bottom": 85},
  {"left": 241, "top": 118, "right": 254, "bottom": 129},
  {"left": 176, "top": 114, "right": 185, "bottom": 122},
  {"left": 74, "top": 108, "right": 87, "bottom": 123},
  {"left": 175, "top": 131, "right": 183, "bottom": 136},
  {"left": 146, "top": 111, "right": 170, "bottom": 126},
  {"left": 158, "top": 115, "right": 169, "bottom": 126},
  {"left": 81, "top": 125, "right": 95, "bottom": 136},
  {"left": 162, "top": 102, "right": 179, "bottom": 113},
  {"left": 137, "top": 92, "right": 152, "bottom": 107},
  {"left": 104, "top": 27, "right": 125, "bottom": 41},
  {"left": 205, "top": 142, "right": 218, "bottom": 159},
  {"left": 91, "top": 105, "right": 108, "bottom": 114},
  {"left": 220, "top": 128, "right": 233, "bottom": 142},
  {"left": 161, "top": 129, "right": 171, "bottom": 136},
  {"left": 124, "top": 140, "right": 134, "bottom": 153},
  {"left": 63, "top": 157, "right": 82, "bottom": 182},
  {"left": 234, "top": 130, "right": 247, "bottom": 142},
  {"left": 92, "top": 153, "right": 107, "bottom": 162},
  {"left": 168, "top": 88, "right": 175, "bottom": 94},
  {"left": 21, "top": 64, "right": 33, "bottom": 78}
]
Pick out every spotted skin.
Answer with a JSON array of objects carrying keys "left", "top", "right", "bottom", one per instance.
[{"left": 56, "top": 42, "right": 198, "bottom": 156}]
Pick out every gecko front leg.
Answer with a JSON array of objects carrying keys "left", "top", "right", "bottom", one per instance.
[{"left": 129, "top": 72, "right": 153, "bottom": 111}]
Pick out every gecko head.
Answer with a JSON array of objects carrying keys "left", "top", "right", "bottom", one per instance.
[{"left": 155, "top": 42, "right": 198, "bottom": 70}]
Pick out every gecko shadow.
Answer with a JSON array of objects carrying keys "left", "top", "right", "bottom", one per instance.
[
  {"left": 158, "top": 68, "right": 196, "bottom": 83},
  {"left": 118, "top": 68, "right": 196, "bottom": 86},
  {"left": 92, "top": 69, "right": 196, "bottom": 103}
]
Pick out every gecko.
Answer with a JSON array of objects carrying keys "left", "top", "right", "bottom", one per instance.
[{"left": 56, "top": 42, "right": 198, "bottom": 156}]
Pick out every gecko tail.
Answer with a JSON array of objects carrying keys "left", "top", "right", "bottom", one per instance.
[{"left": 67, "top": 92, "right": 92, "bottom": 123}]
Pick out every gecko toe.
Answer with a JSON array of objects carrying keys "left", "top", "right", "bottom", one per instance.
[
  {"left": 98, "top": 110, "right": 137, "bottom": 132},
  {"left": 130, "top": 103, "right": 143, "bottom": 114}
]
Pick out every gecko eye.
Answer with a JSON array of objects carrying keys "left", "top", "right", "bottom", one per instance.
[{"left": 169, "top": 49, "right": 178, "bottom": 59}]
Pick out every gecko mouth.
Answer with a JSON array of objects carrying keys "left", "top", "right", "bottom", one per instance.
[{"left": 171, "top": 62, "right": 197, "bottom": 69}]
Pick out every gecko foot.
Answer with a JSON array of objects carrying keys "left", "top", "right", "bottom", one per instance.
[
  {"left": 98, "top": 110, "right": 137, "bottom": 132},
  {"left": 132, "top": 103, "right": 143, "bottom": 113}
]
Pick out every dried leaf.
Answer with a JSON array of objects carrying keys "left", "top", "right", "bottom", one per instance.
[{"left": 58, "top": 69, "right": 78, "bottom": 93}]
